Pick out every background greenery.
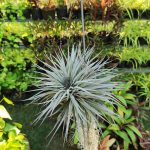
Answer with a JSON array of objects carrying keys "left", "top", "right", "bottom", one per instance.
[
  {"left": 6, "top": 104, "right": 77, "bottom": 150},
  {"left": 0, "top": 0, "right": 150, "bottom": 149}
]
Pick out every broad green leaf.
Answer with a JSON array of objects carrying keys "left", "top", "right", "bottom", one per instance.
[
  {"left": 73, "top": 131, "right": 79, "bottom": 144},
  {"left": 4, "top": 123, "right": 20, "bottom": 134},
  {"left": 0, "top": 118, "right": 5, "bottom": 129},
  {"left": 3, "top": 97, "right": 14, "bottom": 105},
  {"left": 0, "top": 105, "right": 11, "bottom": 120},
  {"left": 13, "top": 122, "right": 22, "bottom": 129},
  {"left": 125, "top": 128, "right": 136, "bottom": 143},
  {"left": 0, "top": 141, "right": 6, "bottom": 149},
  {"left": 101, "top": 130, "right": 111, "bottom": 139},
  {"left": 107, "top": 124, "right": 120, "bottom": 131},
  {"left": 115, "top": 131, "right": 131, "bottom": 143},
  {"left": 124, "top": 140, "right": 129, "bottom": 150},
  {"left": 127, "top": 125, "right": 142, "bottom": 138},
  {"left": 125, "top": 109, "right": 132, "bottom": 119},
  {"left": 124, "top": 93, "right": 135, "bottom": 100},
  {"left": 118, "top": 105, "right": 127, "bottom": 114},
  {"left": 9, "top": 141, "right": 23, "bottom": 148},
  {"left": 125, "top": 117, "right": 135, "bottom": 124},
  {"left": 114, "top": 117, "right": 122, "bottom": 125},
  {"left": 126, "top": 100, "right": 136, "bottom": 105},
  {"left": 8, "top": 130, "right": 16, "bottom": 140},
  {"left": 98, "top": 123, "right": 107, "bottom": 129},
  {"left": 16, "top": 134, "right": 25, "bottom": 141},
  {"left": 71, "top": 122, "right": 76, "bottom": 129},
  {"left": 118, "top": 107, "right": 124, "bottom": 117},
  {"left": 115, "top": 95, "right": 127, "bottom": 106},
  {"left": 0, "top": 132, "right": 3, "bottom": 138}
]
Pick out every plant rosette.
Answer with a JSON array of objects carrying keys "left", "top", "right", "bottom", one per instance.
[{"left": 25, "top": 45, "right": 122, "bottom": 150}]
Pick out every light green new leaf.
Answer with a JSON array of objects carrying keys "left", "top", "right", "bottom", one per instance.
[
  {"left": 0, "top": 132, "right": 3, "bottom": 138},
  {"left": 13, "top": 122, "right": 22, "bottom": 129},
  {"left": 0, "top": 141, "right": 6, "bottom": 149},
  {"left": 124, "top": 93, "right": 135, "bottom": 100},
  {"left": 8, "top": 130, "right": 17, "bottom": 140},
  {"left": 125, "top": 117, "right": 135, "bottom": 124},
  {"left": 0, "top": 118, "right": 5, "bottom": 129},
  {"left": 98, "top": 123, "right": 107, "bottom": 129},
  {"left": 124, "top": 140, "right": 129, "bottom": 150},
  {"left": 73, "top": 131, "right": 79, "bottom": 145},
  {"left": 4, "top": 123, "right": 20, "bottom": 134},
  {"left": 127, "top": 125, "right": 142, "bottom": 138},
  {"left": 125, "top": 128, "right": 136, "bottom": 143},
  {"left": 101, "top": 130, "right": 111, "bottom": 139},
  {"left": 3, "top": 97, "right": 14, "bottom": 106},
  {"left": 115, "top": 95, "right": 127, "bottom": 106},
  {"left": 0, "top": 105, "right": 11, "bottom": 120},
  {"left": 115, "top": 131, "right": 131, "bottom": 143},
  {"left": 15, "top": 134, "right": 25, "bottom": 141},
  {"left": 125, "top": 109, "right": 132, "bottom": 119},
  {"left": 107, "top": 124, "right": 120, "bottom": 131}
]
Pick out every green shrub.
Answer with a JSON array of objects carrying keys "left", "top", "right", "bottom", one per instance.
[
  {"left": 70, "top": 82, "right": 143, "bottom": 149},
  {"left": 132, "top": 74, "right": 150, "bottom": 107},
  {"left": 118, "top": 0, "right": 150, "bottom": 10},
  {"left": 0, "top": 97, "right": 29, "bottom": 150},
  {"left": 99, "top": 83, "right": 142, "bottom": 150},
  {"left": 0, "top": 0, "right": 29, "bottom": 21},
  {"left": 113, "top": 46, "right": 150, "bottom": 68},
  {"left": 0, "top": 48, "right": 36, "bottom": 91},
  {"left": 0, "top": 22, "right": 34, "bottom": 48}
]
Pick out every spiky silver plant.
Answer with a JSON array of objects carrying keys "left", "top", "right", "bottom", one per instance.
[{"left": 27, "top": 45, "right": 120, "bottom": 145}]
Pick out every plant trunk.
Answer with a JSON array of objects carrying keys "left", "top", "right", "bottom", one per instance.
[{"left": 78, "top": 118, "right": 99, "bottom": 150}]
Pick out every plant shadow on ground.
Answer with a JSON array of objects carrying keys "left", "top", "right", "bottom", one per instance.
[{"left": 6, "top": 104, "right": 77, "bottom": 150}]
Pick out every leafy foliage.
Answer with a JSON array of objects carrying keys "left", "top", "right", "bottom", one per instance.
[
  {"left": 99, "top": 82, "right": 142, "bottom": 150},
  {"left": 120, "top": 20, "right": 150, "bottom": 47},
  {"left": 0, "top": 22, "right": 34, "bottom": 48},
  {"left": 0, "top": 48, "right": 36, "bottom": 91},
  {"left": 132, "top": 74, "right": 150, "bottom": 107},
  {"left": 114, "top": 47, "right": 150, "bottom": 68},
  {"left": 118, "top": 0, "right": 150, "bottom": 10},
  {"left": 0, "top": 98, "right": 29, "bottom": 150},
  {"left": 0, "top": 0, "right": 29, "bottom": 21}
]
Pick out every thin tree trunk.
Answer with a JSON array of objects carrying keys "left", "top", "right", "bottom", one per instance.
[{"left": 78, "top": 118, "right": 99, "bottom": 150}]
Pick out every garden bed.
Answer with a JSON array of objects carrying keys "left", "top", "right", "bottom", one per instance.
[{"left": 0, "top": 0, "right": 150, "bottom": 150}]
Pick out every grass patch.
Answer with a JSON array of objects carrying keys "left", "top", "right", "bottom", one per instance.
[{"left": 6, "top": 104, "right": 76, "bottom": 150}]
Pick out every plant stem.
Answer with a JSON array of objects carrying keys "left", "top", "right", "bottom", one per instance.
[
  {"left": 80, "top": 0, "right": 86, "bottom": 52},
  {"left": 79, "top": 118, "right": 99, "bottom": 150}
]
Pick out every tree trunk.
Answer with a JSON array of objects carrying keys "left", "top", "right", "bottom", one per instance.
[{"left": 78, "top": 118, "right": 99, "bottom": 150}]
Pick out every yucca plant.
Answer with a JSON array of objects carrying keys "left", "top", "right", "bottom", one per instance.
[{"left": 27, "top": 45, "right": 120, "bottom": 150}]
